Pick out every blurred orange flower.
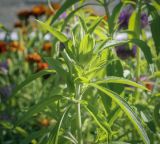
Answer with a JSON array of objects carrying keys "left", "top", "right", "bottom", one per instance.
[
  {"left": 14, "top": 21, "right": 23, "bottom": 28},
  {"left": 51, "top": 3, "right": 61, "bottom": 10},
  {"left": 42, "top": 41, "right": 52, "bottom": 52},
  {"left": 31, "top": 4, "right": 46, "bottom": 17},
  {"left": 17, "top": 9, "right": 32, "bottom": 20},
  {"left": 37, "top": 62, "right": 49, "bottom": 71},
  {"left": 26, "top": 53, "right": 41, "bottom": 63},
  {"left": 9, "top": 41, "right": 24, "bottom": 52},
  {"left": 145, "top": 82, "right": 153, "bottom": 91},
  {"left": 103, "top": 15, "right": 108, "bottom": 21},
  {"left": 0, "top": 41, "right": 7, "bottom": 53},
  {"left": 39, "top": 118, "right": 50, "bottom": 127}
]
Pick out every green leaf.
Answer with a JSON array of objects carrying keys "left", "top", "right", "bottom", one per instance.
[
  {"left": 147, "top": 5, "right": 160, "bottom": 55},
  {"left": 0, "top": 23, "right": 7, "bottom": 31},
  {"left": 50, "top": 0, "right": 80, "bottom": 24},
  {"left": 99, "top": 40, "right": 129, "bottom": 52},
  {"left": 106, "top": 59, "right": 124, "bottom": 94},
  {"left": 61, "top": 3, "right": 98, "bottom": 31},
  {"left": 37, "top": 20, "right": 68, "bottom": 43},
  {"left": 88, "top": 17, "right": 103, "bottom": 34},
  {"left": 89, "top": 83, "right": 150, "bottom": 144},
  {"left": 128, "top": 9, "right": 141, "bottom": 38},
  {"left": 13, "top": 69, "right": 56, "bottom": 96},
  {"left": 79, "top": 34, "right": 94, "bottom": 54},
  {"left": 47, "top": 108, "right": 70, "bottom": 144},
  {"left": 108, "top": 2, "right": 123, "bottom": 34},
  {"left": 21, "top": 128, "right": 50, "bottom": 144},
  {"left": 130, "top": 39, "right": 153, "bottom": 64},
  {"left": 79, "top": 16, "right": 88, "bottom": 33},
  {"left": 84, "top": 105, "right": 112, "bottom": 135},
  {"left": 95, "top": 76, "right": 148, "bottom": 91},
  {"left": 16, "top": 95, "right": 61, "bottom": 125},
  {"left": 154, "top": 103, "right": 160, "bottom": 128}
]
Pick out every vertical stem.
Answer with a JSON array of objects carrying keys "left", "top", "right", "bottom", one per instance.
[
  {"left": 104, "top": 0, "right": 110, "bottom": 17},
  {"left": 135, "top": 47, "right": 141, "bottom": 102},
  {"left": 76, "top": 84, "right": 83, "bottom": 144},
  {"left": 135, "top": 0, "right": 142, "bottom": 102}
]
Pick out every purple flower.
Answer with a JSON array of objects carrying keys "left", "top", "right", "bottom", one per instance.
[
  {"left": 0, "top": 61, "right": 9, "bottom": 74},
  {"left": 141, "top": 13, "right": 148, "bottom": 28},
  {"left": 0, "top": 113, "right": 10, "bottom": 121},
  {"left": 118, "top": 5, "right": 133, "bottom": 29},
  {"left": 0, "top": 61, "right": 8, "bottom": 70},
  {"left": 116, "top": 45, "right": 137, "bottom": 59},
  {"left": 131, "top": 45, "right": 137, "bottom": 57},
  {"left": 118, "top": 5, "right": 148, "bottom": 29},
  {"left": 59, "top": 12, "right": 67, "bottom": 19},
  {"left": 0, "top": 84, "right": 15, "bottom": 100}
]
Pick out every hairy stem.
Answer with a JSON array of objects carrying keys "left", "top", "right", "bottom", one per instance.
[{"left": 76, "top": 84, "right": 83, "bottom": 144}]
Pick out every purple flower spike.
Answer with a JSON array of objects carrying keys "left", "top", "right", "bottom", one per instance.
[
  {"left": 116, "top": 45, "right": 137, "bottom": 59},
  {"left": 0, "top": 61, "right": 8, "bottom": 70},
  {"left": 141, "top": 13, "right": 148, "bottom": 28},
  {"left": 118, "top": 5, "right": 134, "bottom": 29},
  {"left": 131, "top": 45, "right": 137, "bottom": 57},
  {"left": 116, "top": 45, "right": 131, "bottom": 59},
  {"left": 0, "top": 84, "right": 15, "bottom": 100}
]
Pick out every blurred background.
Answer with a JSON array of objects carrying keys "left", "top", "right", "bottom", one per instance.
[
  {"left": 0, "top": 0, "right": 59, "bottom": 29},
  {"left": 0, "top": 0, "right": 119, "bottom": 29}
]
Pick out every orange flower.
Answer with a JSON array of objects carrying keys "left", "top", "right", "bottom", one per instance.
[
  {"left": 45, "top": 8, "right": 55, "bottom": 16},
  {"left": 39, "top": 118, "right": 50, "bottom": 127},
  {"left": 26, "top": 53, "right": 41, "bottom": 63},
  {"left": 17, "top": 9, "right": 31, "bottom": 20},
  {"left": 103, "top": 15, "right": 108, "bottom": 21},
  {"left": 0, "top": 41, "right": 7, "bottom": 53},
  {"left": 51, "top": 3, "right": 61, "bottom": 10},
  {"left": 42, "top": 41, "right": 52, "bottom": 51},
  {"left": 14, "top": 21, "right": 23, "bottom": 28},
  {"left": 9, "top": 41, "right": 24, "bottom": 52},
  {"left": 31, "top": 4, "right": 46, "bottom": 17},
  {"left": 145, "top": 82, "right": 153, "bottom": 91},
  {"left": 37, "top": 62, "right": 48, "bottom": 71}
]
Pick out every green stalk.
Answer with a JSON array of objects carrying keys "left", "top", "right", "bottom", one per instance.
[
  {"left": 135, "top": 0, "right": 142, "bottom": 102},
  {"left": 103, "top": 0, "right": 110, "bottom": 17},
  {"left": 75, "top": 84, "right": 83, "bottom": 144},
  {"left": 135, "top": 47, "right": 141, "bottom": 97}
]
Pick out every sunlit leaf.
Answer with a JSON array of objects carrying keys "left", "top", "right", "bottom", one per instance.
[{"left": 89, "top": 83, "right": 150, "bottom": 144}]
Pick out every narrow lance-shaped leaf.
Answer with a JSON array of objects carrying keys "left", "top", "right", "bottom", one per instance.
[
  {"left": 47, "top": 107, "right": 70, "bottom": 144},
  {"left": 98, "top": 40, "right": 129, "bottom": 52},
  {"left": 130, "top": 39, "right": 153, "bottom": 64},
  {"left": 61, "top": 3, "right": 98, "bottom": 31},
  {"left": 16, "top": 95, "right": 62, "bottom": 125},
  {"left": 88, "top": 17, "right": 103, "bottom": 34},
  {"left": 37, "top": 20, "right": 68, "bottom": 43},
  {"left": 128, "top": 8, "right": 141, "bottom": 39},
  {"left": 13, "top": 69, "right": 56, "bottom": 96},
  {"left": 89, "top": 83, "right": 150, "bottom": 144},
  {"left": 147, "top": 4, "right": 160, "bottom": 55},
  {"left": 108, "top": 2, "right": 123, "bottom": 34},
  {"left": 50, "top": 0, "right": 80, "bottom": 24},
  {"left": 84, "top": 105, "right": 112, "bottom": 136},
  {"left": 94, "top": 76, "right": 148, "bottom": 91}
]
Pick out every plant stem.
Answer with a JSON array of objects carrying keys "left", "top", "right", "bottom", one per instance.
[
  {"left": 76, "top": 84, "right": 83, "bottom": 144},
  {"left": 104, "top": 0, "right": 110, "bottom": 17}
]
